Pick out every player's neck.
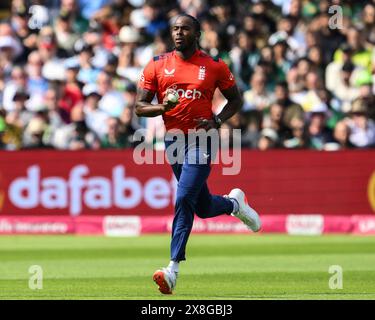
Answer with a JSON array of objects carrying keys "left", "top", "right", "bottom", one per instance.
[{"left": 175, "top": 46, "right": 198, "bottom": 60}]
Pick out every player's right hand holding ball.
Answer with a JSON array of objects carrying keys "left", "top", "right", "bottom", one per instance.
[{"left": 162, "top": 89, "right": 179, "bottom": 112}]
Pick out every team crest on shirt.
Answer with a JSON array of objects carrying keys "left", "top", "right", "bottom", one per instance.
[
  {"left": 198, "top": 66, "right": 206, "bottom": 80},
  {"left": 164, "top": 68, "right": 175, "bottom": 77}
]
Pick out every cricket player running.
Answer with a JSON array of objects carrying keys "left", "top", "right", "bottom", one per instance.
[{"left": 135, "top": 14, "right": 261, "bottom": 294}]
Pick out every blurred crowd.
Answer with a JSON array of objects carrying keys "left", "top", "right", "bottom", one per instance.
[{"left": 0, "top": 0, "right": 374, "bottom": 151}]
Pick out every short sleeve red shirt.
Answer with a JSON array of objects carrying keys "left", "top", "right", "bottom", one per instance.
[{"left": 138, "top": 50, "right": 236, "bottom": 133}]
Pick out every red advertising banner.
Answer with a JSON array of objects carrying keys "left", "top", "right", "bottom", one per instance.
[{"left": 0, "top": 150, "right": 375, "bottom": 217}]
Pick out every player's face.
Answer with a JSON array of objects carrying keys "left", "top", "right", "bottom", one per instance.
[{"left": 171, "top": 17, "right": 198, "bottom": 51}]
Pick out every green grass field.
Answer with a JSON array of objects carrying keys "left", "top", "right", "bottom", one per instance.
[{"left": 0, "top": 234, "right": 375, "bottom": 300}]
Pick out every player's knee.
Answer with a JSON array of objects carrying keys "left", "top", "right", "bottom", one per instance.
[
  {"left": 195, "top": 208, "right": 207, "bottom": 219},
  {"left": 195, "top": 203, "right": 211, "bottom": 219}
]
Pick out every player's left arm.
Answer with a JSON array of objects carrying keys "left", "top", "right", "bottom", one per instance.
[
  {"left": 216, "top": 84, "right": 243, "bottom": 123},
  {"left": 195, "top": 85, "right": 243, "bottom": 130}
]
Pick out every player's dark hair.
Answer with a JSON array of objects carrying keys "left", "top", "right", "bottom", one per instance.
[{"left": 174, "top": 13, "right": 201, "bottom": 33}]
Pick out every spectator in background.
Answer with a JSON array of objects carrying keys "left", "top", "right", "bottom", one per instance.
[
  {"left": 345, "top": 98, "right": 375, "bottom": 148},
  {"left": 313, "top": 12, "right": 345, "bottom": 66},
  {"left": 54, "top": 10, "right": 80, "bottom": 54},
  {"left": 101, "top": 116, "right": 130, "bottom": 149},
  {"left": 288, "top": 57, "right": 316, "bottom": 96},
  {"left": 307, "top": 45, "right": 325, "bottom": 78},
  {"left": 257, "top": 127, "right": 279, "bottom": 151},
  {"left": 105, "top": 54, "right": 122, "bottom": 81},
  {"left": 120, "top": 83, "right": 140, "bottom": 130},
  {"left": 91, "top": 0, "right": 124, "bottom": 52},
  {"left": 179, "top": 0, "right": 207, "bottom": 17},
  {"left": 117, "top": 24, "right": 143, "bottom": 67},
  {"left": 78, "top": 0, "right": 109, "bottom": 22},
  {"left": 242, "top": 13, "right": 265, "bottom": 48},
  {"left": 118, "top": 103, "right": 137, "bottom": 145},
  {"left": 76, "top": 43, "right": 100, "bottom": 84},
  {"left": 355, "top": 70, "right": 374, "bottom": 104},
  {"left": 0, "top": 23, "right": 23, "bottom": 76},
  {"left": 199, "top": 14, "right": 219, "bottom": 47},
  {"left": 59, "top": 0, "right": 89, "bottom": 34},
  {"left": 304, "top": 29, "right": 319, "bottom": 54},
  {"left": 65, "top": 105, "right": 100, "bottom": 150},
  {"left": 61, "top": 58, "right": 83, "bottom": 120},
  {"left": 64, "top": 58, "right": 81, "bottom": 88},
  {"left": 22, "top": 115, "right": 51, "bottom": 149},
  {"left": 51, "top": 104, "right": 96, "bottom": 149},
  {"left": 117, "top": 27, "right": 143, "bottom": 83},
  {"left": 241, "top": 110, "right": 262, "bottom": 149},
  {"left": 26, "top": 50, "right": 48, "bottom": 111},
  {"left": 269, "top": 14, "right": 306, "bottom": 60},
  {"left": 296, "top": 57, "right": 313, "bottom": 87},
  {"left": 209, "top": 0, "right": 238, "bottom": 41},
  {"left": 38, "top": 26, "right": 66, "bottom": 81},
  {"left": 5, "top": 87, "right": 32, "bottom": 125},
  {"left": 200, "top": 27, "right": 231, "bottom": 67},
  {"left": 283, "top": 115, "right": 309, "bottom": 149},
  {"left": 334, "top": 26, "right": 373, "bottom": 72},
  {"left": 325, "top": 43, "right": 354, "bottom": 93},
  {"left": 274, "top": 81, "right": 302, "bottom": 113},
  {"left": 262, "top": 102, "right": 291, "bottom": 143},
  {"left": 331, "top": 120, "right": 354, "bottom": 150},
  {"left": 360, "top": 3, "right": 375, "bottom": 45},
  {"left": 10, "top": 4, "right": 37, "bottom": 64},
  {"left": 229, "top": 29, "right": 260, "bottom": 91},
  {"left": 142, "top": 0, "right": 169, "bottom": 38},
  {"left": 2, "top": 66, "right": 28, "bottom": 112},
  {"left": 290, "top": 70, "right": 327, "bottom": 114},
  {"left": 251, "top": 0, "right": 277, "bottom": 37},
  {"left": 96, "top": 71, "right": 127, "bottom": 117},
  {"left": 68, "top": 118, "right": 100, "bottom": 150},
  {"left": 243, "top": 71, "right": 275, "bottom": 112},
  {"left": 257, "top": 61, "right": 277, "bottom": 92},
  {"left": 82, "top": 22, "right": 110, "bottom": 70},
  {"left": 134, "top": 30, "right": 170, "bottom": 69},
  {"left": 42, "top": 87, "right": 65, "bottom": 141},
  {"left": 271, "top": 38, "right": 292, "bottom": 83},
  {"left": 330, "top": 61, "right": 361, "bottom": 113},
  {"left": 307, "top": 109, "right": 334, "bottom": 150},
  {"left": 82, "top": 83, "right": 108, "bottom": 139}
]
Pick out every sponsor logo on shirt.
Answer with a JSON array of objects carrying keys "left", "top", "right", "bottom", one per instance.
[
  {"left": 168, "top": 85, "right": 202, "bottom": 100},
  {"left": 164, "top": 68, "right": 175, "bottom": 77},
  {"left": 177, "top": 88, "right": 202, "bottom": 99},
  {"left": 198, "top": 66, "right": 206, "bottom": 80}
]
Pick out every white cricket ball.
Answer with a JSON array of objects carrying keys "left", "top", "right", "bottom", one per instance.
[{"left": 167, "top": 92, "right": 179, "bottom": 103}]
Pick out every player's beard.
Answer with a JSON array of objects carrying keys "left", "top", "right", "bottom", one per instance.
[
  {"left": 174, "top": 41, "right": 187, "bottom": 51},
  {"left": 174, "top": 37, "right": 196, "bottom": 52}
]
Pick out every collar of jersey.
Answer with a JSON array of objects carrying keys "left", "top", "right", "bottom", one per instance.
[{"left": 173, "top": 49, "right": 201, "bottom": 62}]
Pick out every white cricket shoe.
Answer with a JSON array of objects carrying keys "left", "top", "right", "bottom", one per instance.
[
  {"left": 227, "top": 188, "right": 262, "bottom": 232},
  {"left": 153, "top": 267, "right": 177, "bottom": 294}
]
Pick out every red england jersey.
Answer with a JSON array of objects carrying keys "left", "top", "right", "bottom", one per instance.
[{"left": 138, "top": 50, "right": 236, "bottom": 133}]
